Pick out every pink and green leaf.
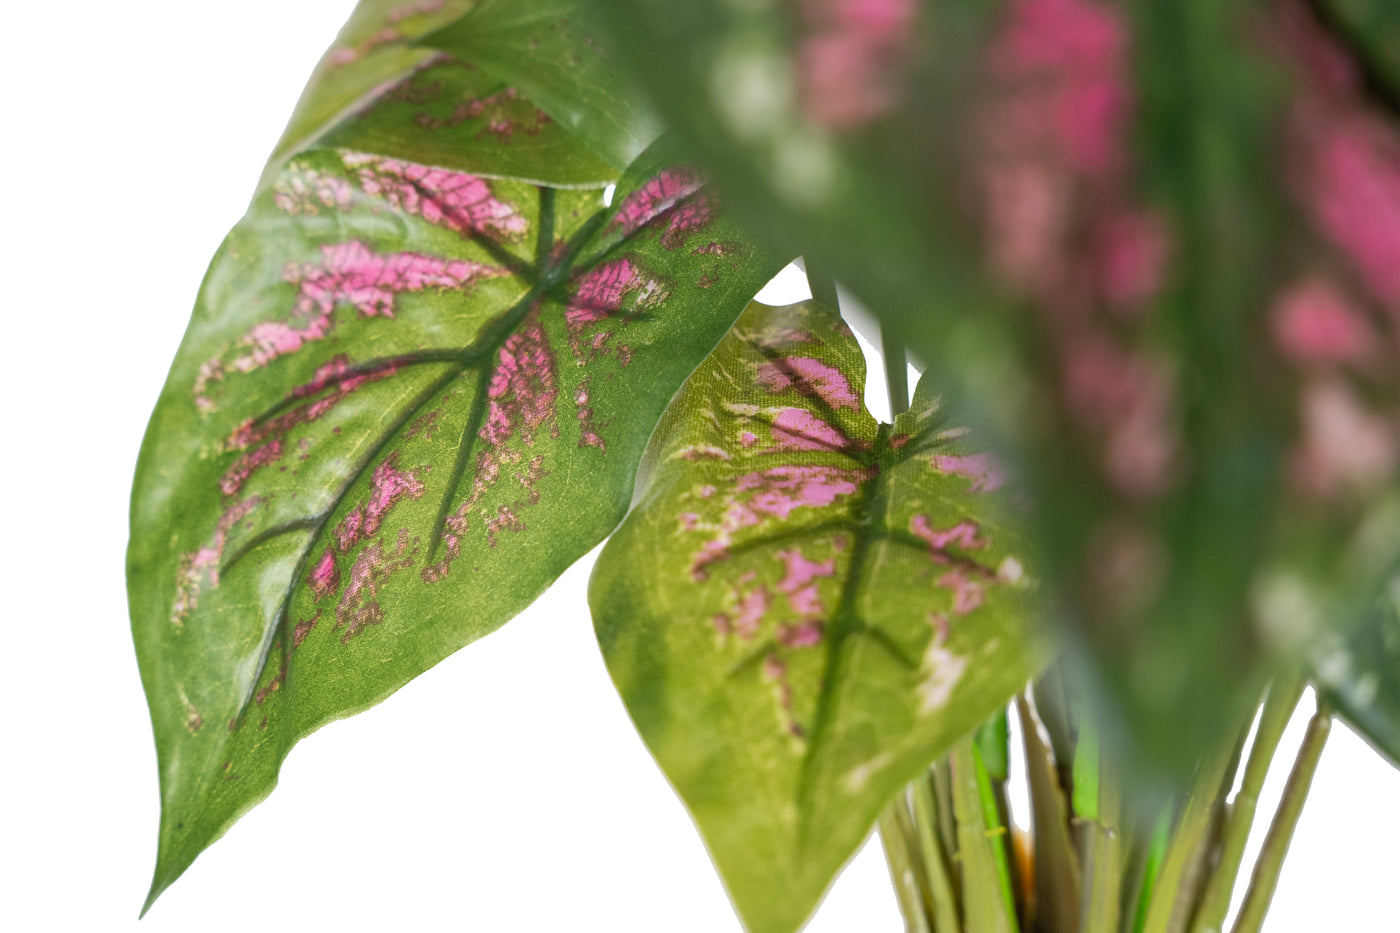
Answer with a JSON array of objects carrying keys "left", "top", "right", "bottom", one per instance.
[
  {"left": 129, "top": 63, "right": 781, "bottom": 911},
  {"left": 590, "top": 299, "right": 1043, "bottom": 933}
]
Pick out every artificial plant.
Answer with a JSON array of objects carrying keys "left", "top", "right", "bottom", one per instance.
[{"left": 129, "top": 1, "right": 1400, "bottom": 931}]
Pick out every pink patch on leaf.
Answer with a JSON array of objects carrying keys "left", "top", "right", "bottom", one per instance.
[
  {"left": 1271, "top": 277, "right": 1374, "bottom": 365},
  {"left": 911, "top": 516, "right": 987, "bottom": 554},
  {"left": 930, "top": 452, "right": 1006, "bottom": 493},
  {"left": 769, "top": 407, "right": 852, "bottom": 452},
  {"left": 757, "top": 357, "right": 861, "bottom": 410},
  {"left": 308, "top": 548, "right": 340, "bottom": 601},
  {"left": 344, "top": 154, "right": 528, "bottom": 240},
  {"left": 608, "top": 168, "right": 706, "bottom": 240}
]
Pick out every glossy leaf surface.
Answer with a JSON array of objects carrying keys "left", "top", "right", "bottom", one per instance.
[
  {"left": 591, "top": 299, "right": 1042, "bottom": 933},
  {"left": 589, "top": 0, "right": 1400, "bottom": 775},
  {"left": 1314, "top": 572, "right": 1400, "bottom": 768},
  {"left": 422, "top": 0, "right": 662, "bottom": 170},
  {"left": 129, "top": 26, "right": 781, "bottom": 905}
]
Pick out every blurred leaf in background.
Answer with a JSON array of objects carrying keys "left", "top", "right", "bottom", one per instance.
[{"left": 586, "top": 0, "right": 1400, "bottom": 778}]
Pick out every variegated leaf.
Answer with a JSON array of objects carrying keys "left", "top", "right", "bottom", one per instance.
[
  {"left": 590, "top": 299, "right": 1042, "bottom": 933},
  {"left": 129, "top": 38, "right": 781, "bottom": 908}
]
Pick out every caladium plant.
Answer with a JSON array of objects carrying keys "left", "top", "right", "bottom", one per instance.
[{"left": 129, "top": 1, "right": 1400, "bottom": 932}]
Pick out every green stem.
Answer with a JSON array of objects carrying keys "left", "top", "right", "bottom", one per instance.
[
  {"left": 802, "top": 258, "right": 841, "bottom": 312},
  {"left": 1016, "top": 694, "right": 1081, "bottom": 933},
  {"left": 1190, "top": 675, "right": 1305, "bottom": 933},
  {"left": 1079, "top": 746, "right": 1122, "bottom": 933},
  {"left": 1138, "top": 746, "right": 1234, "bottom": 933},
  {"left": 882, "top": 799, "right": 935, "bottom": 933},
  {"left": 883, "top": 323, "right": 910, "bottom": 417},
  {"left": 1130, "top": 813, "right": 1173, "bottom": 933},
  {"left": 1229, "top": 706, "right": 1331, "bottom": 933},
  {"left": 952, "top": 740, "right": 1019, "bottom": 933},
  {"left": 912, "top": 773, "right": 964, "bottom": 933}
]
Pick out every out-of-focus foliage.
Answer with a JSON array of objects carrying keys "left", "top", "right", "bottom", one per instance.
[
  {"left": 588, "top": 0, "right": 1400, "bottom": 775},
  {"left": 1314, "top": 572, "right": 1400, "bottom": 768}
]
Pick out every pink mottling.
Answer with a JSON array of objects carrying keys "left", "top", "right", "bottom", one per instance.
[
  {"left": 1299, "top": 120, "right": 1400, "bottom": 305},
  {"left": 566, "top": 259, "right": 636, "bottom": 330},
  {"left": 795, "top": 0, "right": 918, "bottom": 129},
  {"left": 308, "top": 548, "right": 340, "bottom": 601},
  {"left": 565, "top": 258, "right": 668, "bottom": 363},
  {"left": 424, "top": 321, "right": 559, "bottom": 581},
  {"left": 411, "top": 86, "right": 553, "bottom": 141},
  {"left": 334, "top": 509, "right": 365, "bottom": 553},
  {"left": 1281, "top": 2, "right": 1400, "bottom": 308},
  {"left": 762, "top": 653, "right": 786, "bottom": 683},
  {"left": 226, "top": 355, "right": 401, "bottom": 452},
  {"left": 684, "top": 464, "right": 872, "bottom": 580},
  {"left": 1289, "top": 378, "right": 1398, "bottom": 498},
  {"left": 769, "top": 407, "right": 852, "bottom": 451},
  {"left": 485, "top": 505, "right": 525, "bottom": 547},
  {"left": 1062, "top": 336, "right": 1178, "bottom": 498},
  {"left": 735, "top": 464, "right": 871, "bottom": 520},
  {"left": 335, "top": 530, "right": 418, "bottom": 642},
  {"left": 931, "top": 452, "right": 1006, "bottom": 493},
  {"left": 273, "top": 169, "right": 353, "bottom": 216},
  {"left": 575, "top": 378, "right": 606, "bottom": 451},
  {"left": 777, "top": 548, "right": 836, "bottom": 616},
  {"left": 343, "top": 154, "right": 528, "bottom": 240},
  {"left": 733, "top": 586, "right": 771, "bottom": 640},
  {"left": 1271, "top": 277, "right": 1374, "bottom": 365},
  {"left": 608, "top": 168, "right": 706, "bottom": 240},
  {"left": 335, "top": 453, "right": 426, "bottom": 552},
  {"left": 938, "top": 568, "right": 986, "bottom": 615},
  {"left": 170, "top": 497, "right": 260, "bottom": 627},
  {"left": 778, "top": 622, "right": 825, "bottom": 648},
  {"left": 219, "top": 440, "right": 283, "bottom": 497},
  {"left": 482, "top": 317, "right": 558, "bottom": 447},
  {"left": 757, "top": 356, "right": 861, "bottom": 410},
  {"left": 911, "top": 516, "right": 986, "bottom": 554},
  {"left": 988, "top": 0, "right": 1129, "bottom": 175},
  {"left": 1095, "top": 210, "right": 1171, "bottom": 312},
  {"left": 740, "top": 431, "right": 758, "bottom": 448},
  {"left": 196, "top": 242, "right": 498, "bottom": 407},
  {"left": 289, "top": 241, "right": 496, "bottom": 322}
]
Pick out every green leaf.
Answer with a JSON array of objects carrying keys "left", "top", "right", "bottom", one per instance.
[
  {"left": 1313, "top": 574, "right": 1400, "bottom": 768},
  {"left": 589, "top": 299, "right": 1043, "bottom": 933},
  {"left": 422, "top": 0, "right": 662, "bottom": 170},
  {"left": 589, "top": 0, "right": 1400, "bottom": 779},
  {"left": 1316, "top": 0, "right": 1400, "bottom": 101},
  {"left": 260, "top": 0, "right": 474, "bottom": 189},
  {"left": 130, "top": 69, "right": 781, "bottom": 910}
]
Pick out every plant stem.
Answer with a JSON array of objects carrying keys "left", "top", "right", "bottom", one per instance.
[
  {"left": 883, "top": 323, "right": 910, "bottom": 417},
  {"left": 1138, "top": 746, "right": 1234, "bottom": 933},
  {"left": 1228, "top": 705, "right": 1331, "bottom": 933},
  {"left": 802, "top": 259, "right": 841, "bottom": 312},
  {"left": 913, "top": 773, "right": 965, "bottom": 933},
  {"left": 1016, "top": 694, "right": 1081, "bottom": 933},
  {"left": 1079, "top": 741, "right": 1122, "bottom": 933},
  {"left": 882, "top": 799, "right": 935, "bottom": 933},
  {"left": 952, "top": 740, "right": 1020, "bottom": 933},
  {"left": 1190, "top": 675, "right": 1305, "bottom": 933},
  {"left": 1129, "top": 812, "right": 1173, "bottom": 933}
]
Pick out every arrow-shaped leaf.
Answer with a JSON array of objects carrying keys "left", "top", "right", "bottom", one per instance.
[
  {"left": 590, "top": 299, "right": 1043, "bottom": 933},
  {"left": 129, "top": 45, "right": 781, "bottom": 908}
]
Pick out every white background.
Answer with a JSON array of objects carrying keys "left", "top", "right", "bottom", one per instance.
[{"left": 2, "top": 2, "right": 1397, "bottom": 930}]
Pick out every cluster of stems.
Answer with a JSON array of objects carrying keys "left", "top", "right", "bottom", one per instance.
[
  {"left": 805, "top": 264, "right": 1333, "bottom": 933},
  {"left": 878, "top": 674, "right": 1331, "bottom": 933}
]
